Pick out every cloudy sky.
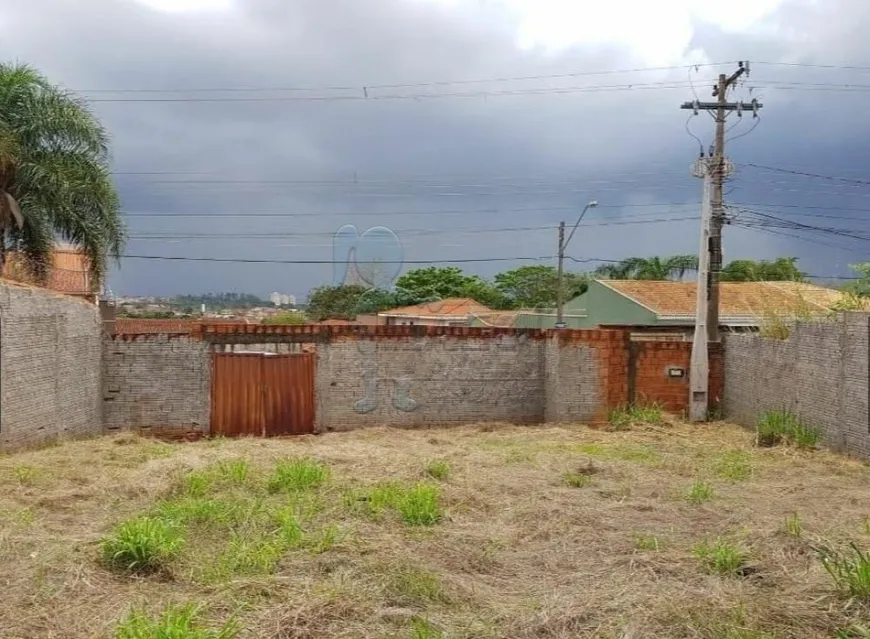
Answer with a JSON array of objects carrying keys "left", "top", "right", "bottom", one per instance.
[{"left": 2, "top": 0, "right": 869, "bottom": 299}]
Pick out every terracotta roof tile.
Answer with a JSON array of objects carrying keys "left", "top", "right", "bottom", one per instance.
[
  {"left": 379, "top": 297, "right": 493, "bottom": 317},
  {"left": 598, "top": 280, "right": 847, "bottom": 321}
]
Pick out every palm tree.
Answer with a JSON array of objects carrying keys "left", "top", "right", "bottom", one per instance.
[
  {"left": 0, "top": 62, "right": 124, "bottom": 285},
  {"left": 594, "top": 255, "right": 699, "bottom": 280}
]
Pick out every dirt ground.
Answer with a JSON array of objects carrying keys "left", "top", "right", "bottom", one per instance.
[{"left": 1, "top": 419, "right": 869, "bottom": 638}]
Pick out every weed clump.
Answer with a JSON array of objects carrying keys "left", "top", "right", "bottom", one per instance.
[
  {"left": 348, "top": 481, "right": 442, "bottom": 526},
  {"left": 424, "top": 459, "right": 451, "bottom": 481},
  {"left": 115, "top": 603, "right": 238, "bottom": 639},
  {"left": 815, "top": 541, "right": 870, "bottom": 600},
  {"left": 101, "top": 517, "right": 183, "bottom": 574},
  {"left": 685, "top": 480, "right": 714, "bottom": 505},
  {"left": 756, "top": 410, "right": 821, "bottom": 449},
  {"left": 607, "top": 402, "right": 664, "bottom": 430},
  {"left": 693, "top": 538, "right": 749, "bottom": 576},
  {"left": 267, "top": 459, "right": 330, "bottom": 493}
]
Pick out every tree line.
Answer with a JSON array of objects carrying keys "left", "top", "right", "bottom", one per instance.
[{"left": 304, "top": 256, "right": 816, "bottom": 322}]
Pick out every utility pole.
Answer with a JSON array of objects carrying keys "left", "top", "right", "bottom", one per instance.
[
  {"left": 681, "top": 61, "right": 761, "bottom": 342},
  {"left": 556, "top": 222, "right": 566, "bottom": 328},
  {"left": 555, "top": 200, "right": 597, "bottom": 329},
  {"left": 689, "top": 157, "right": 713, "bottom": 421}
]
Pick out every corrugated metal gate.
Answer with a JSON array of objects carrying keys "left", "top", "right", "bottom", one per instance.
[{"left": 210, "top": 352, "right": 315, "bottom": 437}]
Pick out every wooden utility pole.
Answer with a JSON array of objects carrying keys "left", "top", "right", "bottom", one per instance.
[
  {"left": 681, "top": 61, "right": 761, "bottom": 342},
  {"left": 555, "top": 221, "right": 566, "bottom": 328}
]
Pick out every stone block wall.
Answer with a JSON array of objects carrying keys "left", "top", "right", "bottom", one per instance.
[
  {"left": 102, "top": 334, "right": 211, "bottom": 433},
  {"left": 724, "top": 313, "right": 870, "bottom": 457},
  {"left": 0, "top": 281, "right": 102, "bottom": 450}
]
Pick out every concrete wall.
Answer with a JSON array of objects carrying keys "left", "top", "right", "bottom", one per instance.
[
  {"left": 0, "top": 281, "right": 102, "bottom": 450},
  {"left": 724, "top": 313, "right": 870, "bottom": 458},
  {"left": 102, "top": 335, "right": 211, "bottom": 433},
  {"left": 315, "top": 333, "right": 548, "bottom": 430}
]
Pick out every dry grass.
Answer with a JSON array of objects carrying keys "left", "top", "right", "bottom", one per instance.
[{"left": 2, "top": 421, "right": 870, "bottom": 638}]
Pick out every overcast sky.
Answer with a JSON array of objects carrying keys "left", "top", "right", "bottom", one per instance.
[{"left": 2, "top": 0, "right": 869, "bottom": 299}]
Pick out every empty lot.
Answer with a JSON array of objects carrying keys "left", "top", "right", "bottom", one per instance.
[{"left": 1, "top": 417, "right": 869, "bottom": 638}]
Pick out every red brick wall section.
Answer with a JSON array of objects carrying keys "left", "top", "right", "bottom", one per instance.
[
  {"left": 632, "top": 341, "right": 723, "bottom": 414},
  {"left": 549, "top": 329, "right": 630, "bottom": 423}
]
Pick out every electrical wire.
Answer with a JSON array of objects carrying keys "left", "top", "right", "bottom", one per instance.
[{"left": 738, "top": 162, "right": 870, "bottom": 186}]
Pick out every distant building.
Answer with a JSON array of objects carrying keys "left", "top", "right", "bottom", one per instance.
[
  {"left": 270, "top": 292, "right": 296, "bottom": 307},
  {"left": 378, "top": 298, "right": 493, "bottom": 327}
]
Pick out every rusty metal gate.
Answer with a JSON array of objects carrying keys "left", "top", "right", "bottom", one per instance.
[{"left": 210, "top": 352, "right": 315, "bottom": 437}]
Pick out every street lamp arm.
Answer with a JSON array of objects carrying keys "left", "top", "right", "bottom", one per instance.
[{"left": 563, "top": 201, "right": 598, "bottom": 252}]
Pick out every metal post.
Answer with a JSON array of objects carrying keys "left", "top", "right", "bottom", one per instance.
[{"left": 555, "top": 221, "right": 566, "bottom": 328}]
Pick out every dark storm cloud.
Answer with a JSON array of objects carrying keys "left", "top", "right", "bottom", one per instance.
[{"left": 1, "top": 0, "right": 868, "bottom": 296}]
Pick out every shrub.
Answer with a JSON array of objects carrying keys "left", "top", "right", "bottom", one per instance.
[
  {"left": 693, "top": 538, "right": 749, "bottom": 576},
  {"left": 267, "top": 459, "right": 329, "bottom": 493},
  {"left": 424, "top": 459, "right": 450, "bottom": 481},
  {"left": 815, "top": 542, "right": 870, "bottom": 600},
  {"left": 756, "top": 410, "right": 820, "bottom": 449},
  {"left": 101, "top": 517, "right": 183, "bottom": 574},
  {"left": 115, "top": 603, "right": 239, "bottom": 639}
]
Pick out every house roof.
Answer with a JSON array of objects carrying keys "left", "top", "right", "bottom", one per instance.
[
  {"left": 596, "top": 280, "right": 848, "bottom": 323},
  {"left": 379, "top": 297, "right": 492, "bottom": 318},
  {"left": 3, "top": 247, "right": 94, "bottom": 297}
]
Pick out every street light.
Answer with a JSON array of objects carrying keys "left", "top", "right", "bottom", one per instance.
[{"left": 555, "top": 200, "right": 598, "bottom": 329}]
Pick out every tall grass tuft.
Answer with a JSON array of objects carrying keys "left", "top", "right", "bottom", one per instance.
[
  {"left": 685, "top": 480, "right": 714, "bottom": 505},
  {"left": 115, "top": 603, "right": 239, "bottom": 639},
  {"left": 267, "top": 459, "right": 330, "bottom": 493},
  {"left": 815, "top": 542, "right": 870, "bottom": 600},
  {"left": 607, "top": 402, "right": 664, "bottom": 430},
  {"left": 398, "top": 484, "right": 442, "bottom": 526},
  {"left": 101, "top": 517, "right": 183, "bottom": 574},
  {"left": 756, "top": 410, "right": 820, "bottom": 449},
  {"left": 693, "top": 538, "right": 749, "bottom": 576},
  {"left": 424, "top": 459, "right": 450, "bottom": 481}
]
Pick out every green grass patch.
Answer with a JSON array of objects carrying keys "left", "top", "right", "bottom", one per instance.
[
  {"left": 608, "top": 402, "right": 665, "bottom": 430},
  {"left": 267, "top": 458, "right": 330, "bottom": 493},
  {"left": 836, "top": 625, "right": 870, "bottom": 638},
  {"left": 685, "top": 480, "right": 714, "bottom": 504},
  {"left": 815, "top": 541, "right": 870, "bottom": 600},
  {"left": 693, "top": 538, "right": 749, "bottom": 576},
  {"left": 424, "top": 459, "right": 451, "bottom": 481},
  {"left": 563, "top": 471, "right": 591, "bottom": 488},
  {"left": 347, "top": 481, "right": 442, "bottom": 526},
  {"left": 634, "top": 534, "right": 661, "bottom": 551},
  {"left": 715, "top": 450, "right": 753, "bottom": 481},
  {"left": 12, "top": 465, "right": 39, "bottom": 486},
  {"left": 215, "top": 459, "right": 250, "bottom": 485},
  {"left": 101, "top": 516, "right": 183, "bottom": 574},
  {"left": 756, "top": 410, "right": 821, "bottom": 449},
  {"left": 784, "top": 512, "right": 802, "bottom": 538},
  {"left": 409, "top": 617, "right": 445, "bottom": 639},
  {"left": 389, "top": 566, "right": 448, "bottom": 606},
  {"left": 115, "top": 603, "right": 239, "bottom": 639}
]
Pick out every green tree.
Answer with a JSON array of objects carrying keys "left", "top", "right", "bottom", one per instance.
[
  {"left": 719, "top": 257, "right": 805, "bottom": 282},
  {"left": 594, "top": 255, "right": 699, "bottom": 280},
  {"left": 395, "top": 266, "right": 479, "bottom": 299},
  {"left": 305, "top": 284, "right": 368, "bottom": 321},
  {"left": 0, "top": 62, "right": 124, "bottom": 282},
  {"left": 843, "top": 262, "right": 870, "bottom": 297},
  {"left": 394, "top": 266, "right": 508, "bottom": 308},
  {"left": 351, "top": 287, "right": 430, "bottom": 316},
  {"left": 494, "top": 264, "right": 588, "bottom": 308}
]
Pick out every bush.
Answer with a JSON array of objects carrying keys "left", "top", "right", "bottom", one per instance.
[
  {"left": 101, "top": 517, "right": 183, "bottom": 574},
  {"left": 756, "top": 410, "right": 820, "bottom": 449}
]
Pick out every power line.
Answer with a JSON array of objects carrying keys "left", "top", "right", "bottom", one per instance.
[
  {"left": 738, "top": 162, "right": 870, "bottom": 186},
  {"left": 76, "top": 61, "right": 737, "bottom": 94},
  {"left": 120, "top": 254, "right": 560, "bottom": 264}
]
